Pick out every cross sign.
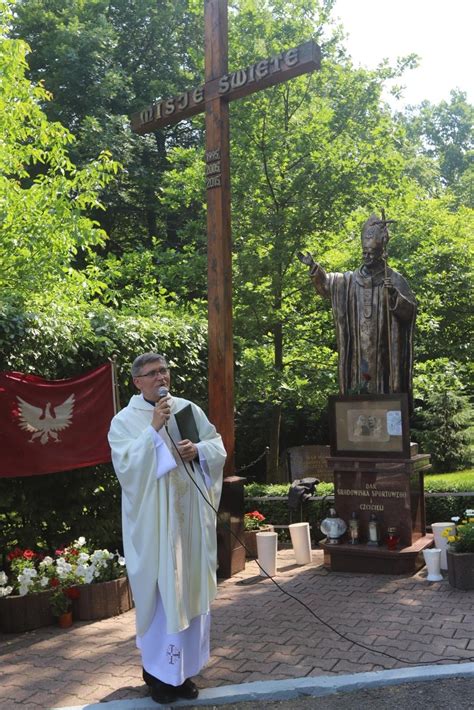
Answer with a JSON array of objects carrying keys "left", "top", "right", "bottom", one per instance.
[
  {"left": 166, "top": 644, "right": 181, "bottom": 665},
  {"left": 131, "top": 0, "right": 321, "bottom": 471}
]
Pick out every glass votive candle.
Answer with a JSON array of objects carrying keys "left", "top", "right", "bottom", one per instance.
[{"left": 386, "top": 526, "right": 400, "bottom": 551}]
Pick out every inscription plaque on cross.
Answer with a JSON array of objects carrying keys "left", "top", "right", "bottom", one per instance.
[{"left": 131, "top": 0, "right": 320, "bottom": 471}]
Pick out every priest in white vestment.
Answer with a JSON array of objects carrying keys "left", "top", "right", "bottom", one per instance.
[{"left": 108, "top": 353, "right": 226, "bottom": 704}]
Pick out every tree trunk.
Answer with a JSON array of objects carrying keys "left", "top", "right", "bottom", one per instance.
[
  {"left": 266, "top": 262, "right": 285, "bottom": 483},
  {"left": 266, "top": 402, "right": 282, "bottom": 482}
]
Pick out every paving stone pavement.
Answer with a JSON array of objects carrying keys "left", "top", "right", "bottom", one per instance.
[{"left": 1, "top": 549, "right": 473, "bottom": 709}]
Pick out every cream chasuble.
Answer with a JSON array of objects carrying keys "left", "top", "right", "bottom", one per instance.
[{"left": 108, "top": 394, "right": 225, "bottom": 638}]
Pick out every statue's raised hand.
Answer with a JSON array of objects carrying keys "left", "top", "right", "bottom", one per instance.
[{"left": 297, "top": 251, "right": 316, "bottom": 269}]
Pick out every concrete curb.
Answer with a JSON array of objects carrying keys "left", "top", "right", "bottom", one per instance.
[{"left": 55, "top": 661, "right": 474, "bottom": 709}]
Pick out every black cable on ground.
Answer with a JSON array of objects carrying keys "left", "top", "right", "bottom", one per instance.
[{"left": 167, "top": 427, "right": 474, "bottom": 668}]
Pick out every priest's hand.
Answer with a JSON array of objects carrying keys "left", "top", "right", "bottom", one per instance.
[
  {"left": 152, "top": 397, "right": 171, "bottom": 431},
  {"left": 176, "top": 439, "right": 198, "bottom": 462}
]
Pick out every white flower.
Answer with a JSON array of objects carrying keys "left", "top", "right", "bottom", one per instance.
[
  {"left": 56, "top": 559, "right": 72, "bottom": 574},
  {"left": 78, "top": 552, "right": 90, "bottom": 563},
  {"left": 84, "top": 568, "right": 95, "bottom": 584},
  {"left": 0, "top": 585, "right": 13, "bottom": 597},
  {"left": 19, "top": 585, "right": 29, "bottom": 596},
  {"left": 451, "top": 516, "right": 461, "bottom": 523},
  {"left": 39, "top": 576, "right": 49, "bottom": 588},
  {"left": 118, "top": 556, "right": 126, "bottom": 567},
  {"left": 0, "top": 571, "right": 8, "bottom": 586},
  {"left": 39, "top": 556, "right": 53, "bottom": 567},
  {"left": 19, "top": 569, "right": 37, "bottom": 581},
  {"left": 76, "top": 536, "right": 87, "bottom": 548},
  {"left": 75, "top": 564, "right": 89, "bottom": 580}
]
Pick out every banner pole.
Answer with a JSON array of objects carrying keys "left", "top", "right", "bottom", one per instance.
[{"left": 109, "top": 356, "right": 121, "bottom": 414}]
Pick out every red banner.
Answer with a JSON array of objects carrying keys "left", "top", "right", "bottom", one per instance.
[{"left": 0, "top": 363, "right": 116, "bottom": 478}]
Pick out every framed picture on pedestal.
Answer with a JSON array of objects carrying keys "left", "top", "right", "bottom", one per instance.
[{"left": 329, "top": 393, "right": 410, "bottom": 458}]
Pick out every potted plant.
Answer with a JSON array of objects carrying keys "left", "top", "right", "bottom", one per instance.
[
  {"left": 443, "top": 510, "right": 474, "bottom": 590},
  {"left": 243, "top": 511, "right": 274, "bottom": 559},
  {"left": 50, "top": 583, "right": 80, "bottom": 628}
]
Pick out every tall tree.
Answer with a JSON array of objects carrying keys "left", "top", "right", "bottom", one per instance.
[
  {"left": 401, "top": 90, "right": 474, "bottom": 207},
  {"left": 12, "top": 0, "right": 205, "bottom": 249},
  {"left": 0, "top": 0, "right": 117, "bottom": 301}
]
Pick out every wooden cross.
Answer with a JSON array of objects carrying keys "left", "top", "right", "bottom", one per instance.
[{"left": 131, "top": 0, "right": 320, "bottom": 472}]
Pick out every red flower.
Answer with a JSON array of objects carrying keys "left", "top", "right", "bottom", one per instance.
[
  {"left": 50, "top": 577, "right": 60, "bottom": 588},
  {"left": 247, "top": 511, "right": 265, "bottom": 521},
  {"left": 7, "top": 547, "right": 23, "bottom": 561},
  {"left": 23, "top": 549, "right": 36, "bottom": 560},
  {"left": 55, "top": 549, "right": 64, "bottom": 556}
]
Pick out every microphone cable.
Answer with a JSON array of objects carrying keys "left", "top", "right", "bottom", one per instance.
[{"left": 164, "top": 420, "right": 474, "bottom": 669}]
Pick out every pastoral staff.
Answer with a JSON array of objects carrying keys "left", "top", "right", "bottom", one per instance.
[{"left": 108, "top": 352, "right": 226, "bottom": 704}]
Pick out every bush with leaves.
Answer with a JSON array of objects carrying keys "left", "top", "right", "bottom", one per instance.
[{"left": 412, "top": 361, "right": 473, "bottom": 471}]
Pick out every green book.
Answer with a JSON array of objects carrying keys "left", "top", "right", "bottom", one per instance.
[{"left": 174, "top": 404, "right": 200, "bottom": 443}]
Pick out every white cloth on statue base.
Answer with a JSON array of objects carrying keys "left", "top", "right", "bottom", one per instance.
[{"left": 137, "top": 588, "right": 210, "bottom": 686}]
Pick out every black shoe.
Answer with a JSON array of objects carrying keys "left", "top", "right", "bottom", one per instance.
[
  {"left": 142, "top": 667, "right": 157, "bottom": 687},
  {"left": 175, "top": 678, "right": 199, "bottom": 699},
  {"left": 150, "top": 679, "right": 177, "bottom": 704}
]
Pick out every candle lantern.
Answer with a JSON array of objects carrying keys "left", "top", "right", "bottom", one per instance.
[
  {"left": 367, "top": 513, "right": 381, "bottom": 546},
  {"left": 320, "top": 507, "right": 347, "bottom": 545},
  {"left": 386, "top": 526, "right": 400, "bottom": 551},
  {"left": 348, "top": 512, "right": 360, "bottom": 544}
]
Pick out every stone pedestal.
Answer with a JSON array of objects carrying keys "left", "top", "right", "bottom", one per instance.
[
  {"left": 321, "top": 453, "right": 433, "bottom": 574},
  {"left": 216, "top": 475, "right": 246, "bottom": 578}
]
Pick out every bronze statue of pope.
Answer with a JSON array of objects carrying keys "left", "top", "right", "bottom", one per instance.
[{"left": 299, "top": 214, "right": 416, "bottom": 407}]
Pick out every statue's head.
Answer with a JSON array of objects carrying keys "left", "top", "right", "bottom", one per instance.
[{"left": 361, "top": 214, "right": 388, "bottom": 268}]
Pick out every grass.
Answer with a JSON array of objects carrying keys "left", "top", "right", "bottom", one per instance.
[{"left": 424, "top": 469, "right": 474, "bottom": 491}]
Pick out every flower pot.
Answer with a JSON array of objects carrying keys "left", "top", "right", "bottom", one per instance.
[
  {"left": 422, "top": 548, "right": 443, "bottom": 581},
  {"left": 0, "top": 590, "right": 54, "bottom": 633},
  {"left": 73, "top": 577, "right": 133, "bottom": 620},
  {"left": 289, "top": 522, "right": 312, "bottom": 565},
  {"left": 447, "top": 550, "right": 474, "bottom": 590},
  {"left": 256, "top": 531, "right": 278, "bottom": 577},
  {"left": 431, "top": 522, "right": 456, "bottom": 569},
  {"left": 58, "top": 611, "right": 73, "bottom": 628},
  {"left": 243, "top": 525, "right": 274, "bottom": 559}
]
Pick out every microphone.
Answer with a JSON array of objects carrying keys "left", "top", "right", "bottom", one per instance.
[{"left": 157, "top": 386, "right": 170, "bottom": 431}]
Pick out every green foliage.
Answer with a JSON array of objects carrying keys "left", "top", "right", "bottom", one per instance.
[
  {"left": 401, "top": 90, "right": 474, "bottom": 207},
  {"left": 424, "top": 470, "right": 474, "bottom": 491},
  {"left": 412, "top": 362, "right": 473, "bottom": 471},
  {"left": 12, "top": 0, "right": 205, "bottom": 250},
  {"left": 244, "top": 482, "right": 333, "bottom": 497},
  {"left": 449, "top": 521, "right": 474, "bottom": 553},
  {"left": 0, "top": 0, "right": 119, "bottom": 300}
]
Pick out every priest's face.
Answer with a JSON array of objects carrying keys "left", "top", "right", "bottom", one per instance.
[{"left": 133, "top": 359, "right": 171, "bottom": 402}]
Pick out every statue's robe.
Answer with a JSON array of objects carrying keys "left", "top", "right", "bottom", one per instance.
[
  {"left": 108, "top": 394, "right": 225, "bottom": 637},
  {"left": 311, "top": 264, "right": 416, "bottom": 403}
]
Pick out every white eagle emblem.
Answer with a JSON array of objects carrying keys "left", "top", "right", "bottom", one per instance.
[{"left": 17, "top": 395, "right": 75, "bottom": 444}]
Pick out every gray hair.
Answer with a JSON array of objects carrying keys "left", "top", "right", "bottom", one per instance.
[{"left": 131, "top": 352, "right": 167, "bottom": 378}]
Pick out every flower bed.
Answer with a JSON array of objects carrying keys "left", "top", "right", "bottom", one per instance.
[
  {"left": 0, "top": 537, "right": 129, "bottom": 632},
  {"left": 0, "top": 589, "right": 54, "bottom": 633},
  {"left": 73, "top": 577, "right": 133, "bottom": 620}
]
